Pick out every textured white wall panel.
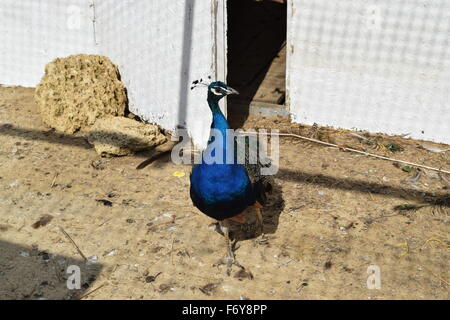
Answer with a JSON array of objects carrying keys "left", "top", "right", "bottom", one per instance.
[
  {"left": 0, "top": 0, "right": 221, "bottom": 147},
  {"left": 288, "top": 0, "right": 450, "bottom": 144},
  {"left": 0, "top": 0, "right": 97, "bottom": 87},
  {"left": 95, "top": 0, "right": 218, "bottom": 148}
]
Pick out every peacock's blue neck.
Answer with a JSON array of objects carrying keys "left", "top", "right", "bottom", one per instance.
[
  {"left": 203, "top": 97, "right": 231, "bottom": 163},
  {"left": 208, "top": 98, "right": 229, "bottom": 138}
]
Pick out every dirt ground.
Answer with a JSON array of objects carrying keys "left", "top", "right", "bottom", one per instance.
[{"left": 0, "top": 86, "right": 448, "bottom": 300}]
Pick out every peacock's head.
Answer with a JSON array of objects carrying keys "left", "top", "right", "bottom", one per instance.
[
  {"left": 191, "top": 79, "right": 239, "bottom": 102},
  {"left": 207, "top": 81, "right": 239, "bottom": 101}
]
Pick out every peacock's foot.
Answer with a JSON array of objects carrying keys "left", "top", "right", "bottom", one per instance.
[
  {"left": 213, "top": 255, "right": 246, "bottom": 276},
  {"left": 255, "top": 208, "right": 265, "bottom": 237},
  {"left": 254, "top": 233, "right": 268, "bottom": 244},
  {"left": 213, "top": 239, "right": 252, "bottom": 277}
]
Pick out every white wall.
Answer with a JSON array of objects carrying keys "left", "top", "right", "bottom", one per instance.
[
  {"left": 287, "top": 0, "right": 450, "bottom": 144},
  {"left": 95, "top": 0, "right": 221, "bottom": 148},
  {"left": 0, "top": 0, "right": 97, "bottom": 87},
  {"left": 0, "top": 0, "right": 222, "bottom": 148}
]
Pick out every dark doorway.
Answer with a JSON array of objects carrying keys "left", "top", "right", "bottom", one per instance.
[{"left": 227, "top": 0, "right": 287, "bottom": 128}]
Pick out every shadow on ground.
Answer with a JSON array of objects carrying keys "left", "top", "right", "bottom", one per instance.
[
  {"left": 278, "top": 168, "right": 450, "bottom": 208},
  {"left": 0, "top": 123, "right": 161, "bottom": 160},
  {"left": 0, "top": 240, "right": 103, "bottom": 300}
]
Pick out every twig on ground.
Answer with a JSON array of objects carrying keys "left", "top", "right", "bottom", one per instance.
[
  {"left": 77, "top": 282, "right": 108, "bottom": 300},
  {"left": 50, "top": 173, "right": 59, "bottom": 188},
  {"left": 240, "top": 132, "right": 450, "bottom": 175},
  {"left": 59, "top": 226, "right": 88, "bottom": 261}
]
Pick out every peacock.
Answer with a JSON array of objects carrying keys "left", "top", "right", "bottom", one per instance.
[
  {"left": 137, "top": 79, "right": 276, "bottom": 276},
  {"left": 189, "top": 79, "right": 274, "bottom": 275}
]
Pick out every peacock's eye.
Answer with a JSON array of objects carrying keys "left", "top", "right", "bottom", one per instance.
[{"left": 211, "top": 87, "right": 222, "bottom": 96}]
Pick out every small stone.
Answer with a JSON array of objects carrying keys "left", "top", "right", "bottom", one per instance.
[
  {"left": 96, "top": 199, "right": 113, "bottom": 206},
  {"left": 9, "top": 180, "right": 20, "bottom": 188},
  {"left": 39, "top": 251, "right": 50, "bottom": 261},
  {"left": 86, "top": 255, "right": 98, "bottom": 265},
  {"left": 158, "top": 284, "right": 171, "bottom": 293},
  {"left": 103, "top": 249, "right": 117, "bottom": 257}
]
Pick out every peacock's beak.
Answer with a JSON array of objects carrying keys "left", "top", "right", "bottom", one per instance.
[{"left": 225, "top": 87, "right": 239, "bottom": 95}]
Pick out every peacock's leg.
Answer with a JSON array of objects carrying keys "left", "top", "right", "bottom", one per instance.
[
  {"left": 255, "top": 208, "right": 264, "bottom": 235},
  {"left": 214, "top": 219, "right": 245, "bottom": 276}
]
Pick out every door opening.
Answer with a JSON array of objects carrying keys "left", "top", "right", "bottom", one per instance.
[{"left": 226, "top": 0, "right": 287, "bottom": 128}]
